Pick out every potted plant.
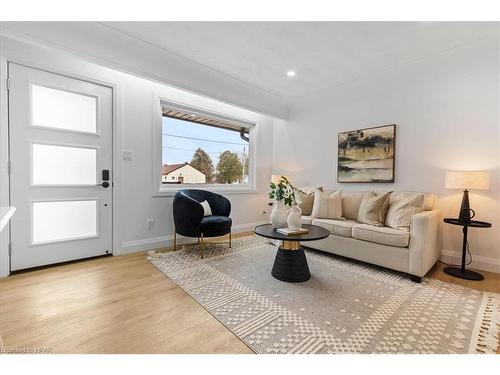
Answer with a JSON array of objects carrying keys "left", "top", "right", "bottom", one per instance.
[{"left": 269, "top": 176, "right": 301, "bottom": 229}]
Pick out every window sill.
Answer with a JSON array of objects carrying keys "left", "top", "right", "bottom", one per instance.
[{"left": 153, "top": 186, "right": 258, "bottom": 197}]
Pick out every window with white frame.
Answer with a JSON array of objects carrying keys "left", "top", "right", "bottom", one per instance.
[{"left": 160, "top": 104, "right": 254, "bottom": 188}]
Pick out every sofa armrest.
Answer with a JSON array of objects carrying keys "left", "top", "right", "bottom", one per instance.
[{"left": 408, "top": 209, "right": 442, "bottom": 277}]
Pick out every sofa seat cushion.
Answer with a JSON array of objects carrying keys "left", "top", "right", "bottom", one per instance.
[
  {"left": 312, "top": 218, "right": 356, "bottom": 238},
  {"left": 200, "top": 215, "right": 232, "bottom": 237},
  {"left": 301, "top": 215, "right": 314, "bottom": 225},
  {"left": 352, "top": 224, "right": 410, "bottom": 248}
]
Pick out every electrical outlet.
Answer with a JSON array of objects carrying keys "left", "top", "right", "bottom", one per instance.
[{"left": 147, "top": 218, "right": 154, "bottom": 230}]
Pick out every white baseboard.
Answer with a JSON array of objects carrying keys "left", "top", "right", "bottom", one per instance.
[
  {"left": 117, "top": 221, "right": 265, "bottom": 255},
  {"left": 440, "top": 249, "right": 500, "bottom": 274}
]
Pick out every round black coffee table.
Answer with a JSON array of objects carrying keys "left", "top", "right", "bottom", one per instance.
[{"left": 254, "top": 223, "right": 330, "bottom": 283}]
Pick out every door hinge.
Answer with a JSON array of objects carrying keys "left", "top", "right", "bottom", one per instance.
[
  {"left": 5, "top": 77, "right": 10, "bottom": 91},
  {"left": 8, "top": 243, "right": 12, "bottom": 256},
  {"left": 7, "top": 161, "right": 11, "bottom": 174}
]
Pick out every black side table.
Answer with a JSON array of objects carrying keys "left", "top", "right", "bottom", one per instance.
[{"left": 443, "top": 218, "right": 492, "bottom": 281}]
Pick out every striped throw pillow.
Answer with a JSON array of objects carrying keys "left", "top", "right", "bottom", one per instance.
[
  {"left": 385, "top": 193, "right": 424, "bottom": 231},
  {"left": 311, "top": 190, "right": 342, "bottom": 219}
]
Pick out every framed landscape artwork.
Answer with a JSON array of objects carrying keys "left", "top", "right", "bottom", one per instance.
[{"left": 337, "top": 124, "right": 396, "bottom": 183}]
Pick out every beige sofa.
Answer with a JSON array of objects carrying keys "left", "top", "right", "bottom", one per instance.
[{"left": 302, "top": 191, "right": 441, "bottom": 282}]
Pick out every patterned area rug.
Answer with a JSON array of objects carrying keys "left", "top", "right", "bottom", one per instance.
[{"left": 147, "top": 236, "right": 500, "bottom": 354}]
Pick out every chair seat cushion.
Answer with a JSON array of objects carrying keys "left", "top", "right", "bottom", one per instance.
[
  {"left": 352, "top": 224, "right": 410, "bottom": 247},
  {"left": 311, "top": 218, "right": 356, "bottom": 238},
  {"left": 200, "top": 215, "right": 232, "bottom": 237}
]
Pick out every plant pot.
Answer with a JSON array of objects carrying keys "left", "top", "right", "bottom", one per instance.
[
  {"left": 271, "top": 201, "right": 289, "bottom": 229},
  {"left": 287, "top": 204, "right": 302, "bottom": 230}
]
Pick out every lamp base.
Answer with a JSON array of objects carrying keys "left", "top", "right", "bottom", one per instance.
[{"left": 443, "top": 266, "right": 484, "bottom": 281}]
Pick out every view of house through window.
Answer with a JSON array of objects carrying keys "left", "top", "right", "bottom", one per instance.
[{"left": 162, "top": 109, "right": 251, "bottom": 185}]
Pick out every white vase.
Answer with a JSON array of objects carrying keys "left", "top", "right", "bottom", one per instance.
[
  {"left": 270, "top": 201, "right": 289, "bottom": 229},
  {"left": 287, "top": 204, "right": 302, "bottom": 230}
]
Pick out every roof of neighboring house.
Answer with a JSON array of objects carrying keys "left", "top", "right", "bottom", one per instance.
[{"left": 162, "top": 162, "right": 205, "bottom": 176}]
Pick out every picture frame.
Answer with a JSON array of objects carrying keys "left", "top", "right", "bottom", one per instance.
[{"left": 337, "top": 124, "right": 396, "bottom": 183}]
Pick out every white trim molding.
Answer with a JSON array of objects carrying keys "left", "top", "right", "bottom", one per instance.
[
  {"left": 119, "top": 221, "right": 265, "bottom": 255},
  {"left": 440, "top": 249, "right": 500, "bottom": 274}
]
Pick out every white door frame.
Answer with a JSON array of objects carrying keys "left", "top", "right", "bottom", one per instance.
[{"left": 0, "top": 50, "right": 122, "bottom": 276}]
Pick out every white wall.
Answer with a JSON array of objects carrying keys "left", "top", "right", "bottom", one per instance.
[
  {"left": 274, "top": 36, "right": 500, "bottom": 272},
  {"left": 0, "top": 36, "right": 273, "bottom": 273}
]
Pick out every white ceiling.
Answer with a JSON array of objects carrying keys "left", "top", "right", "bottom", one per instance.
[
  {"left": 100, "top": 21, "right": 497, "bottom": 97},
  {"left": 0, "top": 22, "right": 497, "bottom": 115}
]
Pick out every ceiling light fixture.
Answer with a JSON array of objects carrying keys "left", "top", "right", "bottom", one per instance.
[{"left": 287, "top": 70, "right": 296, "bottom": 78}]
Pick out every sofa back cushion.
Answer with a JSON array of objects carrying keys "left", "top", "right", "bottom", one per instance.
[
  {"left": 341, "top": 191, "right": 369, "bottom": 220},
  {"left": 324, "top": 190, "right": 436, "bottom": 221}
]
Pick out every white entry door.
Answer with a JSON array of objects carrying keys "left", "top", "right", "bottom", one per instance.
[{"left": 8, "top": 63, "right": 113, "bottom": 271}]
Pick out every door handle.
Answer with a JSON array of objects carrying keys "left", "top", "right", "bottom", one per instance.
[{"left": 97, "top": 170, "right": 110, "bottom": 188}]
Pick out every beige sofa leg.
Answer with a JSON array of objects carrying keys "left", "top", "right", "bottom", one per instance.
[
  {"left": 200, "top": 233, "right": 204, "bottom": 259},
  {"left": 229, "top": 231, "right": 232, "bottom": 248}
]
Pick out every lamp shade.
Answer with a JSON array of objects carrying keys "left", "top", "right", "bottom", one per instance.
[
  {"left": 445, "top": 171, "right": 489, "bottom": 190},
  {"left": 271, "top": 175, "right": 290, "bottom": 184}
]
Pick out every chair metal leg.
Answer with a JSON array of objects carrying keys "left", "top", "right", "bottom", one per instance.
[
  {"left": 200, "top": 233, "right": 204, "bottom": 259},
  {"left": 229, "top": 231, "right": 232, "bottom": 248},
  {"left": 173, "top": 230, "right": 177, "bottom": 251}
]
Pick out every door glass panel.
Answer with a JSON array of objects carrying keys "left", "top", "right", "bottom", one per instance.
[
  {"left": 32, "top": 200, "right": 97, "bottom": 244},
  {"left": 32, "top": 143, "right": 97, "bottom": 185},
  {"left": 31, "top": 84, "right": 97, "bottom": 133}
]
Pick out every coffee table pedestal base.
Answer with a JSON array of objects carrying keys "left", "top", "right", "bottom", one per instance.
[{"left": 271, "top": 247, "right": 311, "bottom": 283}]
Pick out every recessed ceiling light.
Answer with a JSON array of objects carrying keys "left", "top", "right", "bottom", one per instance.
[
  {"left": 190, "top": 114, "right": 196, "bottom": 117},
  {"left": 287, "top": 70, "right": 296, "bottom": 77}
]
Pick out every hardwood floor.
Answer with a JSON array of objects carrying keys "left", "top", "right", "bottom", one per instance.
[{"left": 0, "top": 233, "right": 498, "bottom": 354}]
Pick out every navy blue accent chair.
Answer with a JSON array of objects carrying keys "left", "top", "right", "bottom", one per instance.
[{"left": 173, "top": 189, "right": 232, "bottom": 258}]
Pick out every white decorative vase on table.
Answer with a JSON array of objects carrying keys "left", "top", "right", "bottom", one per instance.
[
  {"left": 270, "top": 201, "right": 289, "bottom": 229},
  {"left": 287, "top": 204, "right": 302, "bottom": 230}
]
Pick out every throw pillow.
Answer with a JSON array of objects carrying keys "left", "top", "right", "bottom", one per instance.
[
  {"left": 311, "top": 190, "right": 342, "bottom": 219},
  {"left": 298, "top": 186, "right": 323, "bottom": 195},
  {"left": 357, "top": 191, "right": 391, "bottom": 226},
  {"left": 385, "top": 193, "right": 424, "bottom": 231},
  {"left": 294, "top": 188, "right": 315, "bottom": 216},
  {"left": 200, "top": 200, "right": 212, "bottom": 217}
]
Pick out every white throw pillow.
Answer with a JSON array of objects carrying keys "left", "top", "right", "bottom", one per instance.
[
  {"left": 294, "top": 188, "right": 315, "bottom": 216},
  {"left": 200, "top": 200, "right": 212, "bottom": 217},
  {"left": 311, "top": 190, "right": 342, "bottom": 219},
  {"left": 298, "top": 186, "right": 323, "bottom": 195},
  {"left": 357, "top": 191, "right": 391, "bottom": 226},
  {"left": 385, "top": 193, "right": 424, "bottom": 231}
]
